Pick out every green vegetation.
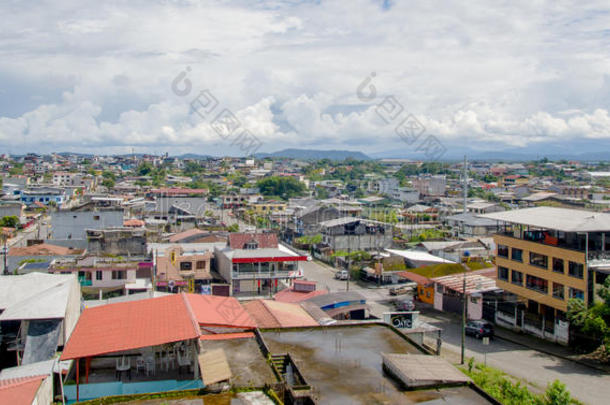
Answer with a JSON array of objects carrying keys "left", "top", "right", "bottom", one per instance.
[
  {"left": 462, "top": 362, "right": 578, "bottom": 405},
  {"left": 404, "top": 263, "right": 468, "bottom": 278},
  {"left": 465, "top": 260, "right": 493, "bottom": 270},
  {"left": 257, "top": 176, "right": 306, "bottom": 200},
  {"left": 101, "top": 178, "right": 115, "bottom": 188},
  {"left": 567, "top": 278, "right": 610, "bottom": 360},
  {"left": 0, "top": 215, "right": 19, "bottom": 228},
  {"left": 408, "top": 228, "right": 448, "bottom": 242},
  {"left": 227, "top": 223, "right": 240, "bottom": 232},
  {"left": 330, "top": 250, "right": 371, "bottom": 262},
  {"left": 294, "top": 234, "right": 322, "bottom": 246}
]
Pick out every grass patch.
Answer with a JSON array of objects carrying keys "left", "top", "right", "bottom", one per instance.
[
  {"left": 404, "top": 263, "right": 468, "bottom": 278},
  {"left": 461, "top": 360, "right": 582, "bottom": 405}
]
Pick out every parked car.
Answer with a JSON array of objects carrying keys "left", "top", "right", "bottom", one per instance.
[
  {"left": 465, "top": 320, "right": 494, "bottom": 339},
  {"left": 334, "top": 270, "right": 349, "bottom": 280},
  {"left": 389, "top": 285, "right": 412, "bottom": 296},
  {"left": 395, "top": 299, "right": 415, "bottom": 311}
]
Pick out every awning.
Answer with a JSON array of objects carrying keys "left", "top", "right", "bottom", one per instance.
[{"left": 198, "top": 349, "right": 231, "bottom": 386}]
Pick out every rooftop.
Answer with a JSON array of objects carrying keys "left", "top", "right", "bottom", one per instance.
[{"left": 479, "top": 206, "right": 610, "bottom": 232}]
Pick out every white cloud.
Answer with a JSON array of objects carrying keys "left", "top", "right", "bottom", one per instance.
[{"left": 1, "top": 0, "right": 610, "bottom": 155}]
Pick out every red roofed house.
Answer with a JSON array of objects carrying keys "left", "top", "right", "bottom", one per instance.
[
  {"left": 59, "top": 293, "right": 256, "bottom": 403},
  {"left": 244, "top": 299, "right": 319, "bottom": 328},
  {"left": 274, "top": 280, "right": 328, "bottom": 303},
  {"left": 215, "top": 233, "right": 308, "bottom": 297}
]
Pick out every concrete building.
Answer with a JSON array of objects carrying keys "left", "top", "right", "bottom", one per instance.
[
  {"left": 86, "top": 228, "right": 147, "bottom": 256},
  {"left": 319, "top": 217, "right": 393, "bottom": 252},
  {"left": 50, "top": 209, "right": 124, "bottom": 240},
  {"left": 155, "top": 245, "right": 214, "bottom": 292},
  {"left": 215, "top": 233, "right": 307, "bottom": 297},
  {"left": 480, "top": 207, "right": 610, "bottom": 344}
]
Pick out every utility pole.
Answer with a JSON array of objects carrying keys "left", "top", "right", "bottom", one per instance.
[
  {"left": 2, "top": 236, "right": 7, "bottom": 276},
  {"left": 346, "top": 234, "right": 351, "bottom": 291},
  {"left": 461, "top": 250, "right": 470, "bottom": 365},
  {"left": 462, "top": 155, "right": 468, "bottom": 214}
]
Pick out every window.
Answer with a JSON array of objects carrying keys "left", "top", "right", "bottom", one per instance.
[
  {"left": 569, "top": 288, "right": 584, "bottom": 300},
  {"left": 526, "top": 274, "right": 548, "bottom": 294},
  {"left": 112, "top": 271, "right": 126, "bottom": 280},
  {"left": 552, "top": 258, "right": 564, "bottom": 274},
  {"left": 511, "top": 270, "right": 523, "bottom": 286},
  {"left": 498, "top": 244, "right": 509, "bottom": 258},
  {"left": 180, "top": 261, "right": 193, "bottom": 271},
  {"left": 511, "top": 248, "right": 523, "bottom": 262},
  {"left": 96, "top": 271, "right": 103, "bottom": 280},
  {"left": 196, "top": 260, "right": 206, "bottom": 270},
  {"left": 245, "top": 242, "right": 258, "bottom": 250},
  {"left": 553, "top": 282, "right": 565, "bottom": 300},
  {"left": 568, "top": 261, "right": 584, "bottom": 279},
  {"left": 529, "top": 252, "right": 548, "bottom": 269},
  {"left": 436, "top": 284, "right": 443, "bottom": 293},
  {"left": 94, "top": 215, "right": 100, "bottom": 220},
  {"left": 498, "top": 266, "right": 509, "bottom": 281}
]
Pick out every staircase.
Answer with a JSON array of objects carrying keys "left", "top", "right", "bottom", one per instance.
[{"left": 270, "top": 354, "right": 288, "bottom": 376}]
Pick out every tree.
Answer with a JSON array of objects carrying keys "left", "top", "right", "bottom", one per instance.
[
  {"left": 257, "top": 176, "right": 306, "bottom": 199},
  {"left": 102, "top": 178, "right": 115, "bottom": 188},
  {"left": 136, "top": 162, "right": 154, "bottom": 176},
  {"left": 0, "top": 216, "right": 19, "bottom": 228},
  {"left": 227, "top": 223, "right": 239, "bottom": 232}
]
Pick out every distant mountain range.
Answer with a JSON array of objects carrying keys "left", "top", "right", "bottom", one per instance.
[{"left": 255, "top": 148, "right": 371, "bottom": 161}]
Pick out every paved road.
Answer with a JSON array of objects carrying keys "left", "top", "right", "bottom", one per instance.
[{"left": 301, "top": 259, "right": 609, "bottom": 405}]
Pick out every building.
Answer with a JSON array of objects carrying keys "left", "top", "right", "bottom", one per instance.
[
  {"left": 319, "top": 217, "right": 393, "bottom": 252},
  {"left": 20, "top": 187, "right": 67, "bottom": 207},
  {"left": 248, "top": 200, "right": 287, "bottom": 215},
  {"left": 155, "top": 245, "right": 214, "bottom": 292},
  {"left": 412, "top": 175, "right": 446, "bottom": 197},
  {"left": 0, "top": 273, "right": 81, "bottom": 369},
  {"left": 480, "top": 207, "right": 610, "bottom": 344},
  {"left": 50, "top": 209, "right": 124, "bottom": 240},
  {"left": 215, "top": 233, "right": 307, "bottom": 297},
  {"left": 445, "top": 212, "right": 499, "bottom": 238}
]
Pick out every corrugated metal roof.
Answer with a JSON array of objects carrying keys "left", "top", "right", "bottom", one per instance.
[
  {"left": 433, "top": 273, "right": 497, "bottom": 295},
  {"left": 0, "top": 375, "right": 46, "bottom": 405},
  {"left": 479, "top": 207, "right": 610, "bottom": 232},
  {"left": 60, "top": 294, "right": 200, "bottom": 360}
]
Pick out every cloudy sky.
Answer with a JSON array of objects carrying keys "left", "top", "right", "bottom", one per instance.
[{"left": 1, "top": 0, "right": 610, "bottom": 157}]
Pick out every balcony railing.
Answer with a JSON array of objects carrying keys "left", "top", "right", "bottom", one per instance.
[
  {"left": 78, "top": 276, "right": 92, "bottom": 286},
  {"left": 232, "top": 270, "right": 297, "bottom": 280}
]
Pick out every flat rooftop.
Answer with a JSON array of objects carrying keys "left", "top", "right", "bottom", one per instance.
[
  {"left": 262, "top": 324, "right": 493, "bottom": 405},
  {"left": 479, "top": 206, "right": 610, "bottom": 232}
]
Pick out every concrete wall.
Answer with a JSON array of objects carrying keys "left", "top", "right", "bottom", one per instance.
[
  {"left": 51, "top": 210, "right": 124, "bottom": 240},
  {"left": 62, "top": 275, "right": 82, "bottom": 346},
  {"left": 325, "top": 233, "right": 393, "bottom": 251},
  {"left": 32, "top": 375, "right": 53, "bottom": 405}
]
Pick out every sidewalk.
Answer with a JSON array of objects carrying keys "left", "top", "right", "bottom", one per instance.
[
  {"left": 494, "top": 326, "right": 610, "bottom": 373},
  {"left": 419, "top": 306, "right": 610, "bottom": 373}
]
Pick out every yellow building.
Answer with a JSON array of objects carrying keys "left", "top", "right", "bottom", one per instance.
[
  {"left": 481, "top": 207, "right": 610, "bottom": 344},
  {"left": 249, "top": 201, "right": 287, "bottom": 214}
]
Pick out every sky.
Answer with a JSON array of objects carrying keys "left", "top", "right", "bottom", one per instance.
[{"left": 1, "top": 0, "right": 610, "bottom": 157}]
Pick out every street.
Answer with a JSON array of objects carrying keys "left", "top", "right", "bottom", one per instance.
[{"left": 301, "top": 259, "right": 610, "bottom": 405}]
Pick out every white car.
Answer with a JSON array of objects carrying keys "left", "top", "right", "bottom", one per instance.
[{"left": 334, "top": 270, "right": 349, "bottom": 280}]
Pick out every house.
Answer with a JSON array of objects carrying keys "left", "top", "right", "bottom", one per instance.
[
  {"left": 319, "top": 217, "right": 393, "bottom": 252},
  {"left": 432, "top": 271, "right": 499, "bottom": 320},
  {"left": 412, "top": 175, "right": 446, "bottom": 197},
  {"left": 20, "top": 187, "right": 67, "bottom": 207},
  {"left": 444, "top": 212, "right": 498, "bottom": 237},
  {"left": 155, "top": 246, "right": 214, "bottom": 292},
  {"left": 49, "top": 257, "right": 154, "bottom": 297},
  {"left": 59, "top": 293, "right": 255, "bottom": 403},
  {"left": 398, "top": 271, "right": 434, "bottom": 305},
  {"left": 215, "top": 233, "right": 307, "bottom": 297},
  {"left": 50, "top": 209, "right": 124, "bottom": 241},
  {"left": 385, "top": 248, "right": 455, "bottom": 267},
  {"left": 480, "top": 207, "right": 610, "bottom": 344},
  {"left": 86, "top": 228, "right": 147, "bottom": 256},
  {"left": 0, "top": 273, "right": 81, "bottom": 368},
  {"left": 273, "top": 280, "right": 328, "bottom": 303}
]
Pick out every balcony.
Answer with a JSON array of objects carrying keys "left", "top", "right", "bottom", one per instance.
[{"left": 78, "top": 276, "right": 93, "bottom": 286}]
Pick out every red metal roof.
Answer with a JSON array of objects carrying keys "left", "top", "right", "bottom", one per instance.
[
  {"left": 184, "top": 294, "right": 256, "bottom": 329},
  {"left": 229, "top": 233, "right": 278, "bottom": 249},
  {"left": 60, "top": 294, "right": 200, "bottom": 360},
  {"left": 274, "top": 288, "right": 328, "bottom": 304},
  {"left": 243, "top": 300, "right": 319, "bottom": 328},
  {"left": 397, "top": 271, "right": 432, "bottom": 286},
  {"left": 232, "top": 256, "right": 307, "bottom": 263},
  {"left": 0, "top": 375, "right": 45, "bottom": 405},
  {"left": 199, "top": 332, "right": 254, "bottom": 341}
]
